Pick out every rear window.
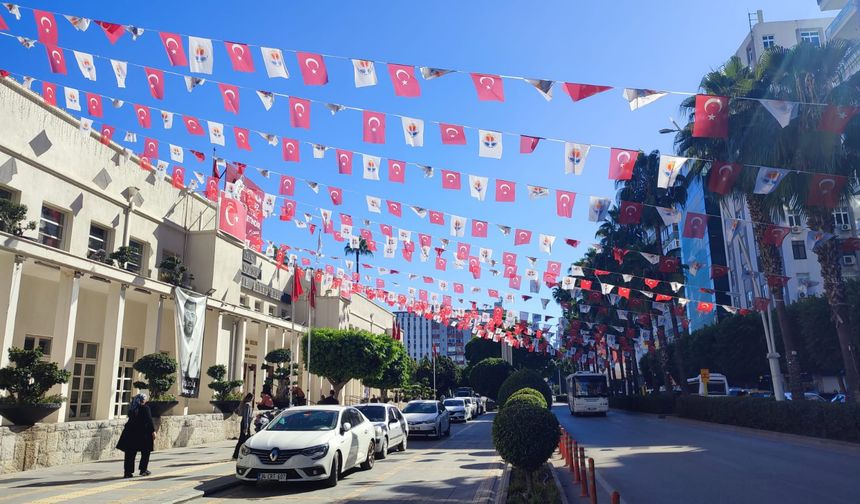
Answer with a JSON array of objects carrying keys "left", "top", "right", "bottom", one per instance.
[{"left": 443, "top": 399, "right": 464, "bottom": 407}]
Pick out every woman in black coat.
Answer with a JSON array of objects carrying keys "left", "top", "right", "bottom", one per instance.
[{"left": 117, "top": 393, "right": 155, "bottom": 478}]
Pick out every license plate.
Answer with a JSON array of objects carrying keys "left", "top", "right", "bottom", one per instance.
[{"left": 260, "top": 473, "right": 288, "bottom": 481}]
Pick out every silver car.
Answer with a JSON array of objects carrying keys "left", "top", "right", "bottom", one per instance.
[
  {"left": 402, "top": 400, "right": 451, "bottom": 439},
  {"left": 355, "top": 404, "right": 408, "bottom": 458}
]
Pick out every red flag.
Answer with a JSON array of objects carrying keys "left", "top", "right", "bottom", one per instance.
[
  {"left": 818, "top": 105, "right": 858, "bottom": 134},
  {"left": 565, "top": 238, "right": 580, "bottom": 248},
  {"left": 580, "top": 280, "right": 593, "bottom": 290},
  {"left": 171, "top": 166, "right": 185, "bottom": 189},
  {"left": 502, "top": 252, "right": 517, "bottom": 266},
  {"left": 696, "top": 302, "right": 715, "bottom": 314},
  {"left": 281, "top": 200, "right": 296, "bottom": 221},
  {"left": 609, "top": 148, "right": 638, "bottom": 180},
  {"left": 34, "top": 10, "right": 59, "bottom": 45},
  {"left": 520, "top": 135, "right": 540, "bottom": 153},
  {"left": 429, "top": 211, "right": 445, "bottom": 225},
  {"left": 205, "top": 176, "right": 219, "bottom": 202},
  {"left": 219, "top": 194, "right": 247, "bottom": 240},
  {"left": 159, "top": 32, "right": 187, "bottom": 66},
  {"left": 763, "top": 225, "right": 791, "bottom": 246},
  {"left": 296, "top": 52, "right": 328, "bottom": 85},
  {"left": 192, "top": 150, "right": 206, "bottom": 162},
  {"left": 840, "top": 238, "right": 860, "bottom": 252},
  {"left": 386, "top": 200, "right": 402, "bottom": 217},
  {"left": 643, "top": 278, "right": 660, "bottom": 289},
  {"left": 441, "top": 170, "right": 461, "bottom": 190},
  {"left": 504, "top": 264, "right": 517, "bottom": 278},
  {"left": 134, "top": 104, "right": 152, "bottom": 128},
  {"left": 514, "top": 229, "right": 532, "bottom": 246},
  {"left": 659, "top": 256, "right": 680, "bottom": 273},
  {"left": 456, "top": 243, "right": 470, "bottom": 260},
  {"left": 99, "top": 125, "right": 115, "bottom": 145},
  {"left": 328, "top": 187, "right": 343, "bottom": 206},
  {"left": 711, "top": 264, "right": 729, "bottom": 278},
  {"left": 234, "top": 127, "right": 251, "bottom": 150},
  {"left": 439, "top": 123, "right": 466, "bottom": 145},
  {"left": 183, "top": 115, "right": 204, "bottom": 135},
  {"left": 279, "top": 175, "right": 295, "bottom": 196},
  {"left": 707, "top": 162, "right": 742, "bottom": 195},
  {"left": 495, "top": 179, "right": 516, "bottom": 202},
  {"left": 656, "top": 294, "right": 672, "bottom": 302},
  {"left": 42, "top": 81, "right": 57, "bottom": 106},
  {"left": 0, "top": 13, "right": 6, "bottom": 31},
  {"left": 289, "top": 97, "right": 311, "bottom": 129},
  {"left": 45, "top": 45, "right": 67, "bottom": 74},
  {"left": 619, "top": 201, "right": 643, "bottom": 224},
  {"left": 547, "top": 261, "right": 561, "bottom": 276},
  {"left": 363, "top": 110, "right": 386, "bottom": 144},
  {"left": 472, "top": 219, "right": 488, "bottom": 237},
  {"left": 488, "top": 289, "right": 499, "bottom": 299},
  {"left": 509, "top": 275, "right": 522, "bottom": 289},
  {"left": 143, "top": 138, "right": 159, "bottom": 158},
  {"left": 335, "top": 149, "right": 353, "bottom": 174},
  {"left": 471, "top": 73, "right": 504, "bottom": 101},
  {"left": 753, "top": 297, "right": 770, "bottom": 311},
  {"left": 436, "top": 257, "right": 447, "bottom": 271},
  {"left": 618, "top": 287, "right": 630, "bottom": 299},
  {"left": 388, "top": 160, "right": 405, "bottom": 183},
  {"left": 767, "top": 275, "right": 789, "bottom": 288},
  {"left": 454, "top": 283, "right": 464, "bottom": 294},
  {"left": 387, "top": 64, "right": 420, "bottom": 97},
  {"left": 683, "top": 212, "right": 708, "bottom": 239},
  {"left": 556, "top": 190, "right": 575, "bottom": 218},
  {"left": 693, "top": 95, "right": 729, "bottom": 138},
  {"left": 282, "top": 138, "right": 300, "bottom": 162},
  {"left": 85, "top": 93, "right": 103, "bottom": 117},
  {"left": 806, "top": 174, "right": 846, "bottom": 208},
  {"left": 291, "top": 266, "right": 304, "bottom": 298},
  {"left": 563, "top": 82, "right": 612, "bottom": 102},
  {"left": 95, "top": 21, "right": 124, "bottom": 44},
  {"left": 218, "top": 83, "right": 240, "bottom": 114},
  {"left": 144, "top": 67, "right": 165, "bottom": 100},
  {"left": 225, "top": 41, "right": 254, "bottom": 72}
]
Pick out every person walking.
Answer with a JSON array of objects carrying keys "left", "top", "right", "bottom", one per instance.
[
  {"left": 117, "top": 393, "right": 155, "bottom": 478},
  {"left": 319, "top": 389, "right": 339, "bottom": 405},
  {"left": 232, "top": 393, "right": 254, "bottom": 460}
]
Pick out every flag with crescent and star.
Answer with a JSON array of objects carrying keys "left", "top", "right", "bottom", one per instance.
[{"left": 693, "top": 94, "right": 729, "bottom": 138}]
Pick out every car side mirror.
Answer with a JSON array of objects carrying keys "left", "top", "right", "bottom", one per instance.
[{"left": 341, "top": 422, "right": 352, "bottom": 433}]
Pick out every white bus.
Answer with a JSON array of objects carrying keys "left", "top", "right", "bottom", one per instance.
[
  {"left": 566, "top": 372, "right": 609, "bottom": 416},
  {"left": 686, "top": 373, "right": 729, "bottom": 396}
]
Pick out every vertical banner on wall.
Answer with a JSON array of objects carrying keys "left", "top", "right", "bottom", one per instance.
[{"left": 174, "top": 287, "right": 207, "bottom": 398}]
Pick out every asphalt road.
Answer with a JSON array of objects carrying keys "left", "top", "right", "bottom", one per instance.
[
  {"left": 555, "top": 405, "right": 860, "bottom": 504},
  {"left": 195, "top": 412, "right": 503, "bottom": 503}
]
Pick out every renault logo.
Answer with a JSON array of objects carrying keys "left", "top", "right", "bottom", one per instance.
[{"left": 269, "top": 448, "right": 279, "bottom": 462}]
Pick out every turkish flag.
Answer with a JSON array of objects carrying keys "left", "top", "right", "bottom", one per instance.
[
  {"left": 683, "top": 212, "right": 707, "bottom": 239},
  {"left": 95, "top": 21, "right": 124, "bottom": 44},
  {"left": 429, "top": 211, "right": 445, "bottom": 225},
  {"left": 841, "top": 238, "right": 860, "bottom": 252},
  {"left": 436, "top": 257, "right": 447, "bottom": 271},
  {"left": 328, "top": 187, "right": 343, "bottom": 206},
  {"left": 144, "top": 67, "right": 165, "bottom": 100},
  {"left": 99, "top": 125, "right": 115, "bottom": 145},
  {"left": 219, "top": 194, "right": 247, "bottom": 240},
  {"left": 45, "top": 45, "right": 67, "bottom": 74},
  {"left": 143, "top": 138, "right": 159, "bottom": 158},
  {"left": 753, "top": 297, "right": 770, "bottom": 311},
  {"left": 471, "top": 73, "right": 504, "bottom": 101},
  {"left": 219, "top": 83, "right": 240, "bottom": 114},
  {"left": 504, "top": 264, "right": 517, "bottom": 278},
  {"left": 335, "top": 149, "right": 353, "bottom": 174},
  {"left": 807, "top": 174, "right": 846, "bottom": 208},
  {"left": 696, "top": 302, "right": 715, "bottom": 314},
  {"left": 563, "top": 82, "right": 612, "bottom": 102},
  {"left": 520, "top": 135, "right": 540, "bottom": 153},
  {"left": 42, "top": 82, "right": 57, "bottom": 106},
  {"left": 386, "top": 200, "right": 402, "bottom": 217},
  {"left": 380, "top": 224, "right": 393, "bottom": 237},
  {"left": 289, "top": 97, "right": 311, "bottom": 128},
  {"left": 134, "top": 104, "right": 152, "bottom": 128},
  {"left": 609, "top": 148, "right": 638, "bottom": 180},
  {"left": 282, "top": 138, "right": 300, "bottom": 162},
  {"left": 644, "top": 278, "right": 660, "bottom": 289},
  {"left": 34, "top": 10, "right": 58, "bottom": 44},
  {"left": 502, "top": 252, "right": 517, "bottom": 266},
  {"left": 659, "top": 256, "right": 680, "bottom": 273},
  {"left": 441, "top": 170, "right": 461, "bottom": 190},
  {"left": 439, "top": 123, "right": 466, "bottom": 145},
  {"left": 340, "top": 213, "right": 353, "bottom": 226},
  {"left": 488, "top": 289, "right": 499, "bottom": 299},
  {"left": 388, "top": 160, "right": 405, "bottom": 183},
  {"left": 556, "top": 190, "right": 575, "bottom": 218},
  {"left": 85, "top": 93, "right": 103, "bottom": 117},
  {"left": 454, "top": 283, "right": 464, "bottom": 294},
  {"left": 387, "top": 64, "right": 420, "bottom": 97},
  {"left": 171, "top": 166, "right": 185, "bottom": 189},
  {"left": 763, "top": 225, "right": 791, "bottom": 246},
  {"left": 418, "top": 233, "right": 431, "bottom": 247},
  {"left": 579, "top": 279, "right": 592, "bottom": 290},
  {"left": 819, "top": 105, "right": 858, "bottom": 134},
  {"left": 509, "top": 275, "right": 522, "bottom": 290},
  {"left": 297, "top": 52, "right": 328, "bottom": 85},
  {"left": 711, "top": 264, "right": 729, "bottom": 278},
  {"left": 281, "top": 201, "right": 295, "bottom": 221},
  {"left": 279, "top": 175, "right": 295, "bottom": 196},
  {"left": 618, "top": 287, "right": 630, "bottom": 299},
  {"left": 183, "top": 115, "right": 204, "bottom": 135},
  {"left": 495, "top": 179, "right": 516, "bottom": 202},
  {"left": 656, "top": 294, "right": 672, "bottom": 302},
  {"left": 619, "top": 201, "right": 643, "bottom": 224},
  {"left": 707, "top": 162, "right": 742, "bottom": 195},
  {"left": 160, "top": 32, "right": 187, "bottom": 66},
  {"left": 363, "top": 110, "right": 386, "bottom": 144},
  {"left": 456, "top": 242, "right": 470, "bottom": 260},
  {"left": 693, "top": 95, "right": 729, "bottom": 138},
  {"left": 225, "top": 41, "right": 254, "bottom": 72},
  {"left": 234, "top": 127, "right": 251, "bottom": 150},
  {"left": 514, "top": 229, "right": 532, "bottom": 246},
  {"left": 547, "top": 261, "right": 561, "bottom": 276},
  {"left": 205, "top": 177, "right": 219, "bottom": 201},
  {"left": 472, "top": 219, "right": 488, "bottom": 237},
  {"left": 0, "top": 13, "right": 6, "bottom": 31}
]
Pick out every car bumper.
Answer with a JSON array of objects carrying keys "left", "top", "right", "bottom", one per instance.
[
  {"left": 235, "top": 453, "right": 331, "bottom": 482},
  {"left": 407, "top": 423, "right": 438, "bottom": 436},
  {"left": 448, "top": 412, "right": 466, "bottom": 421}
]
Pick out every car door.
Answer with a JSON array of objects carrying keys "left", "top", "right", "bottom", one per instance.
[
  {"left": 387, "top": 407, "right": 403, "bottom": 445},
  {"left": 436, "top": 401, "right": 449, "bottom": 432},
  {"left": 394, "top": 407, "right": 408, "bottom": 438},
  {"left": 351, "top": 409, "right": 373, "bottom": 465},
  {"left": 340, "top": 409, "right": 361, "bottom": 469}
]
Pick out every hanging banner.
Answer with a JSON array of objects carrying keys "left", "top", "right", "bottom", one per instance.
[
  {"left": 226, "top": 164, "right": 264, "bottom": 251},
  {"left": 174, "top": 287, "right": 207, "bottom": 398}
]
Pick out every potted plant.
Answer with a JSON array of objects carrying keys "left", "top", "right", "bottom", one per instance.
[
  {"left": 264, "top": 348, "right": 297, "bottom": 408},
  {"left": 0, "top": 347, "right": 70, "bottom": 425},
  {"left": 132, "top": 352, "right": 178, "bottom": 417},
  {"left": 0, "top": 199, "right": 36, "bottom": 237},
  {"left": 206, "top": 364, "right": 243, "bottom": 415},
  {"left": 86, "top": 249, "right": 115, "bottom": 265},
  {"left": 158, "top": 256, "right": 194, "bottom": 288},
  {"left": 110, "top": 246, "right": 136, "bottom": 271}
]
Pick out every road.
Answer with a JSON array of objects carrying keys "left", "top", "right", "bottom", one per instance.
[
  {"left": 195, "top": 413, "right": 503, "bottom": 503},
  {"left": 555, "top": 405, "right": 860, "bottom": 504}
]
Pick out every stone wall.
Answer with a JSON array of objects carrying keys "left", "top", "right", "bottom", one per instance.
[{"left": 0, "top": 413, "right": 239, "bottom": 474}]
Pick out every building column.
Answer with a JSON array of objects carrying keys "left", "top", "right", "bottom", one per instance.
[
  {"left": 254, "top": 323, "right": 269, "bottom": 400},
  {"left": 94, "top": 283, "right": 127, "bottom": 420},
  {"left": 53, "top": 270, "right": 82, "bottom": 422},
  {"left": 232, "top": 318, "right": 247, "bottom": 384},
  {"left": 0, "top": 255, "right": 24, "bottom": 368},
  {"left": 143, "top": 295, "right": 165, "bottom": 355}
]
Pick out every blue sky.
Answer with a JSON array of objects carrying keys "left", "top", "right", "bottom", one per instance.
[{"left": 0, "top": 1, "right": 832, "bottom": 319}]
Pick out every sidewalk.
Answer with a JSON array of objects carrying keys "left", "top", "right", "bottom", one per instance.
[{"left": 0, "top": 440, "right": 240, "bottom": 504}]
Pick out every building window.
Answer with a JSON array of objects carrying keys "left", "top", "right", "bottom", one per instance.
[
  {"left": 799, "top": 30, "right": 821, "bottom": 47},
  {"left": 87, "top": 223, "right": 111, "bottom": 257},
  {"left": 0, "top": 186, "right": 13, "bottom": 201},
  {"left": 833, "top": 208, "right": 851, "bottom": 228},
  {"left": 68, "top": 342, "right": 99, "bottom": 420},
  {"left": 126, "top": 239, "right": 145, "bottom": 274},
  {"left": 791, "top": 240, "right": 807, "bottom": 260},
  {"left": 787, "top": 213, "right": 801, "bottom": 228},
  {"left": 39, "top": 205, "right": 66, "bottom": 249},
  {"left": 114, "top": 347, "right": 136, "bottom": 417},
  {"left": 762, "top": 35, "right": 775, "bottom": 49},
  {"left": 24, "top": 335, "right": 52, "bottom": 356}
]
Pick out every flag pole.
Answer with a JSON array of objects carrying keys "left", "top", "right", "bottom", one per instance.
[{"left": 432, "top": 345, "right": 437, "bottom": 399}]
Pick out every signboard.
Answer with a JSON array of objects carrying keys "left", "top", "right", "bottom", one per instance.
[
  {"left": 226, "top": 165, "right": 264, "bottom": 252},
  {"left": 238, "top": 249, "right": 291, "bottom": 304},
  {"left": 174, "top": 287, "right": 207, "bottom": 398}
]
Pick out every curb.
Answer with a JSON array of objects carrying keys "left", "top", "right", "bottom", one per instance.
[
  {"left": 549, "top": 462, "right": 571, "bottom": 504},
  {"left": 493, "top": 464, "right": 511, "bottom": 504}
]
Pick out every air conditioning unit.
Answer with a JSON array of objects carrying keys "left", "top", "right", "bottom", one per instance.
[
  {"left": 841, "top": 224, "right": 851, "bottom": 232},
  {"left": 790, "top": 226, "right": 802, "bottom": 234},
  {"left": 843, "top": 255, "right": 857, "bottom": 266}
]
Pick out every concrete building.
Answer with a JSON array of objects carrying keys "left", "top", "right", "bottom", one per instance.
[
  {"left": 819, "top": 0, "right": 860, "bottom": 42},
  {"left": 734, "top": 10, "right": 833, "bottom": 68},
  {"left": 394, "top": 311, "right": 468, "bottom": 365}
]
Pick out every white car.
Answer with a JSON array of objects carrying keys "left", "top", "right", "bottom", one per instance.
[
  {"left": 463, "top": 397, "right": 477, "bottom": 418},
  {"left": 355, "top": 403, "right": 408, "bottom": 458},
  {"left": 402, "top": 400, "right": 451, "bottom": 439},
  {"left": 235, "top": 406, "right": 376, "bottom": 487},
  {"left": 443, "top": 398, "right": 471, "bottom": 422}
]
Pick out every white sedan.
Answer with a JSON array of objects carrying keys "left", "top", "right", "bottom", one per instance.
[
  {"left": 235, "top": 406, "right": 376, "bottom": 487},
  {"left": 402, "top": 400, "right": 451, "bottom": 439},
  {"left": 355, "top": 403, "right": 409, "bottom": 458},
  {"left": 443, "top": 398, "right": 471, "bottom": 422}
]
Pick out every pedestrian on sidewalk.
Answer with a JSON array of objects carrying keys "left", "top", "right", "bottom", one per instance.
[
  {"left": 117, "top": 393, "right": 155, "bottom": 478},
  {"left": 232, "top": 393, "right": 254, "bottom": 460}
]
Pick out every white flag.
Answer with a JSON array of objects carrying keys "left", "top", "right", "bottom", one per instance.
[
  {"left": 622, "top": 274, "right": 633, "bottom": 282},
  {"left": 622, "top": 88, "right": 668, "bottom": 110},
  {"left": 155, "top": 160, "right": 168, "bottom": 181},
  {"left": 207, "top": 121, "right": 225, "bottom": 146},
  {"left": 658, "top": 155, "right": 689, "bottom": 188},
  {"left": 469, "top": 175, "right": 489, "bottom": 201},
  {"left": 524, "top": 79, "right": 553, "bottom": 101},
  {"left": 4, "top": 3, "right": 21, "bottom": 20},
  {"left": 527, "top": 185, "right": 550, "bottom": 200},
  {"left": 753, "top": 167, "right": 788, "bottom": 195},
  {"left": 184, "top": 76, "right": 205, "bottom": 92},
  {"left": 640, "top": 252, "right": 660, "bottom": 265},
  {"left": 64, "top": 87, "right": 81, "bottom": 111},
  {"left": 22, "top": 76, "right": 34, "bottom": 89},
  {"left": 79, "top": 117, "right": 93, "bottom": 136},
  {"left": 759, "top": 99, "right": 799, "bottom": 128},
  {"left": 260, "top": 47, "right": 289, "bottom": 79},
  {"left": 588, "top": 196, "right": 611, "bottom": 222},
  {"left": 124, "top": 132, "right": 137, "bottom": 142},
  {"left": 397, "top": 229, "right": 411, "bottom": 242},
  {"left": 263, "top": 194, "right": 276, "bottom": 217},
  {"left": 110, "top": 59, "right": 127, "bottom": 88},
  {"left": 410, "top": 206, "right": 427, "bottom": 218},
  {"left": 570, "top": 266, "right": 584, "bottom": 277},
  {"left": 366, "top": 196, "right": 382, "bottom": 213},
  {"left": 539, "top": 234, "right": 556, "bottom": 254},
  {"left": 161, "top": 111, "right": 174, "bottom": 129},
  {"left": 313, "top": 144, "right": 326, "bottom": 158},
  {"left": 478, "top": 129, "right": 503, "bottom": 159},
  {"left": 352, "top": 59, "right": 377, "bottom": 87},
  {"left": 193, "top": 171, "right": 205, "bottom": 185},
  {"left": 564, "top": 142, "right": 590, "bottom": 175},
  {"left": 188, "top": 36, "right": 214, "bottom": 74},
  {"left": 73, "top": 51, "right": 96, "bottom": 81},
  {"left": 656, "top": 206, "right": 682, "bottom": 226},
  {"left": 362, "top": 154, "right": 381, "bottom": 180},
  {"left": 601, "top": 283, "right": 614, "bottom": 295},
  {"left": 480, "top": 248, "right": 494, "bottom": 263},
  {"left": 451, "top": 215, "right": 466, "bottom": 237},
  {"left": 168, "top": 144, "right": 183, "bottom": 163},
  {"left": 256, "top": 90, "right": 275, "bottom": 111},
  {"left": 401, "top": 116, "right": 424, "bottom": 147}
]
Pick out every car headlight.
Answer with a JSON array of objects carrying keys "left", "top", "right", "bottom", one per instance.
[
  {"left": 239, "top": 444, "right": 251, "bottom": 457},
  {"left": 300, "top": 444, "right": 329, "bottom": 460},
  {"left": 374, "top": 425, "right": 383, "bottom": 437}
]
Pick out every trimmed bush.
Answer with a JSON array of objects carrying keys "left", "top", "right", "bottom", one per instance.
[
  {"left": 505, "top": 394, "right": 547, "bottom": 410},
  {"left": 507, "top": 387, "right": 548, "bottom": 408},
  {"left": 469, "top": 358, "right": 513, "bottom": 400},
  {"left": 498, "top": 369, "right": 553, "bottom": 409},
  {"left": 492, "top": 403, "right": 560, "bottom": 474},
  {"left": 610, "top": 394, "right": 676, "bottom": 414}
]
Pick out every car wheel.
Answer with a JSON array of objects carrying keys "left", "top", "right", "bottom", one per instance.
[
  {"left": 397, "top": 435, "right": 407, "bottom": 452},
  {"left": 360, "top": 442, "right": 375, "bottom": 470},
  {"left": 378, "top": 437, "right": 388, "bottom": 460},
  {"left": 324, "top": 452, "right": 340, "bottom": 488},
  {"left": 444, "top": 422, "right": 451, "bottom": 437}
]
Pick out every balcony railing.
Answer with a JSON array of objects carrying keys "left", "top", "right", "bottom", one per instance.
[{"left": 827, "top": 0, "right": 857, "bottom": 41}]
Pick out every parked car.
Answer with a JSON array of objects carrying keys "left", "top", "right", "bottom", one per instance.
[
  {"left": 462, "top": 397, "right": 477, "bottom": 418},
  {"left": 784, "top": 392, "right": 827, "bottom": 402},
  {"left": 485, "top": 398, "right": 498, "bottom": 411},
  {"left": 235, "top": 406, "right": 376, "bottom": 487},
  {"left": 402, "top": 400, "right": 451, "bottom": 439},
  {"left": 355, "top": 403, "right": 408, "bottom": 458},
  {"left": 443, "top": 398, "right": 471, "bottom": 422},
  {"left": 473, "top": 395, "right": 486, "bottom": 415},
  {"left": 727, "top": 388, "right": 749, "bottom": 397},
  {"left": 831, "top": 394, "right": 846, "bottom": 403}
]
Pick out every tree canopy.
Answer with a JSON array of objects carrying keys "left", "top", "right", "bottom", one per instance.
[{"left": 301, "top": 328, "right": 393, "bottom": 396}]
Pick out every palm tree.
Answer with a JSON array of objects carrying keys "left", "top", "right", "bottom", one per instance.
[{"left": 344, "top": 237, "right": 373, "bottom": 277}]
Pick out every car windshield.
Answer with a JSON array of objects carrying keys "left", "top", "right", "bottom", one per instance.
[
  {"left": 267, "top": 410, "right": 338, "bottom": 431},
  {"left": 574, "top": 376, "right": 608, "bottom": 397},
  {"left": 443, "top": 399, "right": 464, "bottom": 407},
  {"left": 356, "top": 405, "right": 386, "bottom": 422},
  {"left": 403, "top": 402, "right": 437, "bottom": 414}
]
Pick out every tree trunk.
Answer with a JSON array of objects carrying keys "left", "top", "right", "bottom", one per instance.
[
  {"left": 618, "top": 348, "right": 627, "bottom": 395},
  {"left": 355, "top": 250, "right": 360, "bottom": 276},
  {"left": 669, "top": 303, "right": 689, "bottom": 395},
  {"left": 655, "top": 325, "right": 673, "bottom": 394},
  {"left": 652, "top": 227, "right": 684, "bottom": 394},
  {"left": 807, "top": 207, "right": 860, "bottom": 403}
]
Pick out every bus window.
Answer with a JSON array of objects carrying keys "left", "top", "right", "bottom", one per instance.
[{"left": 574, "top": 376, "right": 608, "bottom": 398}]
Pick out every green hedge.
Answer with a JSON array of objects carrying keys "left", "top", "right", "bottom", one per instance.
[
  {"left": 498, "top": 369, "right": 553, "bottom": 410},
  {"left": 609, "top": 394, "right": 677, "bottom": 414},
  {"left": 507, "top": 388, "right": 548, "bottom": 408}
]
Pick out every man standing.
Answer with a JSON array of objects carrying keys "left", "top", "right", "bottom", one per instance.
[{"left": 319, "top": 389, "right": 339, "bottom": 405}]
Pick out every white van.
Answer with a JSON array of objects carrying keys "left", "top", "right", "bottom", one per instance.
[{"left": 686, "top": 373, "right": 729, "bottom": 396}]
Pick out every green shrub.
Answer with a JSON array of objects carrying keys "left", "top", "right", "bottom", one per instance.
[
  {"left": 492, "top": 403, "right": 560, "bottom": 494},
  {"left": 0, "top": 347, "right": 70, "bottom": 405},
  {"left": 498, "top": 369, "right": 553, "bottom": 410},
  {"left": 469, "top": 357, "right": 513, "bottom": 400},
  {"left": 505, "top": 394, "right": 547, "bottom": 410},
  {"left": 133, "top": 352, "right": 177, "bottom": 401},
  {"left": 610, "top": 394, "right": 676, "bottom": 414},
  {"left": 206, "top": 365, "right": 243, "bottom": 401},
  {"left": 507, "top": 387, "right": 548, "bottom": 409}
]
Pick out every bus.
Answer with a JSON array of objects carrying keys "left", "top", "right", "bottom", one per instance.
[
  {"left": 566, "top": 372, "right": 609, "bottom": 416},
  {"left": 686, "top": 373, "right": 729, "bottom": 396}
]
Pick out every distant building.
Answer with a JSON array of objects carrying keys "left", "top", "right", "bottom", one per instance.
[
  {"left": 394, "top": 311, "right": 468, "bottom": 365},
  {"left": 734, "top": 10, "right": 833, "bottom": 68},
  {"left": 818, "top": 0, "right": 860, "bottom": 42}
]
